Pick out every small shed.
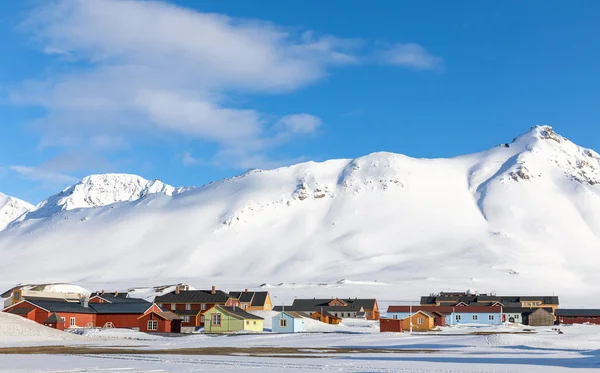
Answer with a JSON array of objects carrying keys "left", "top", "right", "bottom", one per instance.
[
  {"left": 137, "top": 311, "right": 182, "bottom": 333},
  {"left": 401, "top": 311, "right": 435, "bottom": 332},
  {"left": 310, "top": 311, "right": 341, "bottom": 325},
  {"left": 432, "top": 311, "right": 446, "bottom": 327},
  {"left": 272, "top": 311, "right": 305, "bottom": 333},
  {"left": 525, "top": 308, "right": 554, "bottom": 326},
  {"left": 43, "top": 313, "right": 65, "bottom": 331},
  {"left": 380, "top": 318, "right": 403, "bottom": 332}
]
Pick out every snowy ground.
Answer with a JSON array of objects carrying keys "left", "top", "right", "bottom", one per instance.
[{"left": 2, "top": 310, "right": 600, "bottom": 372}]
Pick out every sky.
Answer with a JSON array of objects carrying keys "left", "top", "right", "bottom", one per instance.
[{"left": 1, "top": 0, "right": 599, "bottom": 204}]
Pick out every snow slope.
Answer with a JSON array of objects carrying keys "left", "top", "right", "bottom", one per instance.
[
  {"left": 12, "top": 173, "right": 189, "bottom": 223},
  {"left": 0, "top": 312, "right": 82, "bottom": 345},
  {"left": 1, "top": 126, "right": 600, "bottom": 299},
  {"left": 0, "top": 192, "right": 32, "bottom": 231}
]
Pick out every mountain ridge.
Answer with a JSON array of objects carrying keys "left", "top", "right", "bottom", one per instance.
[{"left": 1, "top": 125, "right": 600, "bottom": 299}]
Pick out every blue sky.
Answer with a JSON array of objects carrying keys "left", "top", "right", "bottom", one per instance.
[{"left": 1, "top": 0, "right": 599, "bottom": 203}]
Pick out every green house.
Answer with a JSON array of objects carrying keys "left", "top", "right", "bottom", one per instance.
[{"left": 204, "top": 305, "right": 264, "bottom": 333}]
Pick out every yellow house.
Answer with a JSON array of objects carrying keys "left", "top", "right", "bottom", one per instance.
[
  {"left": 203, "top": 305, "right": 264, "bottom": 333},
  {"left": 401, "top": 311, "right": 435, "bottom": 332},
  {"left": 228, "top": 290, "right": 273, "bottom": 311}
]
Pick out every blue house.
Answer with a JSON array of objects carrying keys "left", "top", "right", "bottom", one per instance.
[
  {"left": 272, "top": 311, "right": 305, "bottom": 333},
  {"left": 387, "top": 306, "right": 502, "bottom": 326}
]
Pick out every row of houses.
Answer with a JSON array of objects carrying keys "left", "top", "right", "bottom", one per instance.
[
  {"left": 381, "top": 290, "right": 600, "bottom": 332},
  {"left": 2, "top": 284, "right": 378, "bottom": 334}
]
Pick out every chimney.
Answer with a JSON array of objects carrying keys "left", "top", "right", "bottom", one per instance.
[
  {"left": 211, "top": 286, "right": 216, "bottom": 295},
  {"left": 81, "top": 297, "right": 89, "bottom": 308},
  {"left": 244, "top": 289, "right": 248, "bottom": 293},
  {"left": 101, "top": 290, "right": 105, "bottom": 295},
  {"left": 115, "top": 291, "right": 119, "bottom": 296},
  {"left": 175, "top": 288, "right": 180, "bottom": 294}
]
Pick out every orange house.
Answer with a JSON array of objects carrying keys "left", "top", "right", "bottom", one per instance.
[
  {"left": 400, "top": 311, "right": 436, "bottom": 332},
  {"left": 311, "top": 311, "right": 342, "bottom": 325}
]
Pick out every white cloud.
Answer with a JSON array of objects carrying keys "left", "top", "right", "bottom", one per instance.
[
  {"left": 13, "top": 0, "right": 358, "bottom": 155},
  {"left": 9, "top": 165, "right": 78, "bottom": 185},
  {"left": 379, "top": 43, "right": 444, "bottom": 70},
  {"left": 275, "top": 113, "right": 322, "bottom": 135}
]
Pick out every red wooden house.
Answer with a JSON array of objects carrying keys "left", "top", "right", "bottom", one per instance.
[{"left": 138, "top": 311, "right": 182, "bottom": 333}]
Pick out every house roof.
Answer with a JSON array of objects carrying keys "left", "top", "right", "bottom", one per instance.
[
  {"left": 138, "top": 310, "right": 181, "bottom": 321},
  {"left": 228, "top": 291, "right": 270, "bottom": 307},
  {"left": 155, "top": 290, "right": 231, "bottom": 304},
  {"left": 215, "top": 306, "right": 264, "bottom": 320},
  {"left": 26, "top": 299, "right": 96, "bottom": 314},
  {"left": 291, "top": 298, "right": 376, "bottom": 311},
  {"left": 88, "top": 302, "right": 153, "bottom": 315},
  {"left": 7, "top": 307, "right": 34, "bottom": 315},
  {"left": 312, "top": 310, "right": 341, "bottom": 320},
  {"left": 421, "top": 294, "right": 559, "bottom": 306},
  {"left": 556, "top": 309, "right": 600, "bottom": 317},
  {"left": 44, "top": 313, "right": 65, "bottom": 323},
  {"left": 275, "top": 311, "right": 304, "bottom": 319},
  {"left": 90, "top": 293, "right": 148, "bottom": 304},
  {"left": 387, "top": 305, "right": 504, "bottom": 314}
]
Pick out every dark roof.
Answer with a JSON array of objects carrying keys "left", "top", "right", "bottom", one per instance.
[
  {"left": 291, "top": 298, "right": 377, "bottom": 311},
  {"left": 422, "top": 294, "right": 559, "bottom": 306},
  {"left": 556, "top": 309, "right": 600, "bottom": 317},
  {"left": 387, "top": 305, "right": 504, "bottom": 314},
  {"left": 155, "top": 290, "right": 230, "bottom": 304},
  {"left": 26, "top": 299, "right": 96, "bottom": 314},
  {"left": 44, "top": 313, "right": 65, "bottom": 323},
  {"left": 7, "top": 307, "right": 34, "bottom": 315},
  {"left": 312, "top": 310, "right": 341, "bottom": 320},
  {"left": 272, "top": 306, "right": 290, "bottom": 312},
  {"left": 140, "top": 311, "right": 182, "bottom": 321},
  {"left": 228, "top": 291, "right": 269, "bottom": 307},
  {"left": 217, "top": 306, "right": 264, "bottom": 320},
  {"left": 503, "top": 307, "right": 555, "bottom": 315},
  {"left": 89, "top": 302, "right": 153, "bottom": 314},
  {"left": 91, "top": 293, "right": 148, "bottom": 304}
]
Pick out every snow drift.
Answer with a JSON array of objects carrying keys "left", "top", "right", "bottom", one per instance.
[{"left": 1, "top": 126, "right": 600, "bottom": 298}]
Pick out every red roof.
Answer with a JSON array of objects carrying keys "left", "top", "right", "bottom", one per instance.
[{"left": 387, "top": 305, "right": 503, "bottom": 314}]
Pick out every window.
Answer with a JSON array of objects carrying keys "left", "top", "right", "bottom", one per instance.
[
  {"left": 171, "top": 304, "right": 176, "bottom": 311},
  {"left": 186, "top": 304, "right": 191, "bottom": 310},
  {"left": 148, "top": 320, "right": 158, "bottom": 331},
  {"left": 489, "top": 315, "right": 495, "bottom": 321},
  {"left": 13, "top": 291, "right": 21, "bottom": 301},
  {"left": 455, "top": 315, "right": 462, "bottom": 321},
  {"left": 367, "top": 311, "right": 371, "bottom": 316},
  {"left": 515, "top": 314, "right": 520, "bottom": 320},
  {"left": 183, "top": 316, "right": 190, "bottom": 323},
  {"left": 246, "top": 321, "right": 250, "bottom": 325},
  {"left": 61, "top": 317, "right": 66, "bottom": 322},
  {"left": 200, "top": 315, "right": 205, "bottom": 323},
  {"left": 393, "top": 315, "right": 398, "bottom": 319},
  {"left": 253, "top": 321, "right": 257, "bottom": 325},
  {"left": 212, "top": 313, "right": 221, "bottom": 326},
  {"left": 417, "top": 317, "right": 423, "bottom": 325},
  {"left": 472, "top": 315, "right": 478, "bottom": 321},
  {"left": 70, "top": 317, "right": 76, "bottom": 327},
  {"left": 157, "top": 303, "right": 163, "bottom": 308},
  {"left": 241, "top": 304, "right": 247, "bottom": 310},
  {"left": 279, "top": 319, "right": 287, "bottom": 327},
  {"left": 201, "top": 304, "right": 206, "bottom": 310}
]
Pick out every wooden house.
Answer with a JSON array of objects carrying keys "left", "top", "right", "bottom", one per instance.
[
  {"left": 524, "top": 308, "right": 554, "bottom": 326},
  {"left": 43, "top": 313, "right": 65, "bottom": 330},
  {"left": 272, "top": 311, "right": 305, "bottom": 333},
  {"left": 228, "top": 290, "right": 273, "bottom": 311},
  {"left": 283, "top": 298, "right": 380, "bottom": 320},
  {"left": 310, "top": 310, "right": 342, "bottom": 325},
  {"left": 401, "top": 311, "right": 435, "bottom": 332},
  {"left": 556, "top": 309, "right": 600, "bottom": 325},
  {"left": 420, "top": 292, "right": 559, "bottom": 313},
  {"left": 379, "top": 318, "right": 403, "bottom": 332},
  {"left": 154, "top": 287, "right": 235, "bottom": 332},
  {"left": 137, "top": 311, "right": 182, "bottom": 333},
  {"left": 3, "top": 298, "right": 96, "bottom": 328},
  {"left": 203, "top": 305, "right": 264, "bottom": 333}
]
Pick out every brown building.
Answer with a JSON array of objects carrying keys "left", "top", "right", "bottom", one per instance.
[
  {"left": 380, "top": 318, "right": 403, "bottom": 332},
  {"left": 556, "top": 309, "right": 600, "bottom": 325},
  {"left": 311, "top": 310, "right": 342, "bottom": 325},
  {"left": 524, "top": 308, "right": 554, "bottom": 326},
  {"left": 154, "top": 286, "right": 235, "bottom": 331}
]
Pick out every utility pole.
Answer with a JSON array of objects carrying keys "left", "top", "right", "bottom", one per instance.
[{"left": 409, "top": 272, "right": 413, "bottom": 334}]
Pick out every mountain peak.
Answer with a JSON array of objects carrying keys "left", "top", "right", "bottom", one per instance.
[
  {"left": 13, "top": 173, "right": 189, "bottom": 223},
  {"left": 0, "top": 192, "right": 33, "bottom": 230}
]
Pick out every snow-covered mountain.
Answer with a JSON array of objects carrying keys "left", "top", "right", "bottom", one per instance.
[
  {"left": 2, "top": 126, "right": 600, "bottom": 300},
  {"left": 14, "top": 173, "right": 189, "bottom": 222},
  {"left": 0, "top": 193, "right": 32, "bottom": 231}
]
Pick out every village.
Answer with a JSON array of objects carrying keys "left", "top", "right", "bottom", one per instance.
[{"left": 2, "top": 283, "right": 599, "bottom": 335}]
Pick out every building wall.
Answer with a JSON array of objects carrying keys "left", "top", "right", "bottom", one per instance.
[
  {"left": 558, "top": 316, "right": 600, "bottom": 325},
  {"left": 401, "top": 314, "right": 434, "bottom": 331},
  {"left": 138, "top": 313, "right": 171, "bottom": 333},
  {"left": 380, "top": 318, "right": 403, "bottom": 332},
  {"left": 242, "top": 319, "right": 263, "bottom": 332},
  {"left": 527, "top": 309, "right": 554, "bottom": 326},
  {"left": 96, "top": 314, "right": 142, "bottom": 328},
  {"left": 449, "top": 312, "right": 502, "bottom": 325},
  {"left": 272, "top": 313, "right": 296, "bottom": 333},
  {"left": 56, "top": 312, "right": 96, "bottom": 328},
  {"left": 204, "top": 308, "right": 244, "bottom": 333},
  {"left": 503, "top": 312, "right": 523, "bottom": 323}
]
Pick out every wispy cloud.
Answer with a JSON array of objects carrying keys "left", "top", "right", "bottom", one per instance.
[
  {"left": 274, "top": 113, "right": 322, "bottom": 135},
  {"left": 9, "top": 165, "right": 78, "bottom": 186},
  {"left": 379, "top": 43, "right": 444, "bottom": 71}
]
